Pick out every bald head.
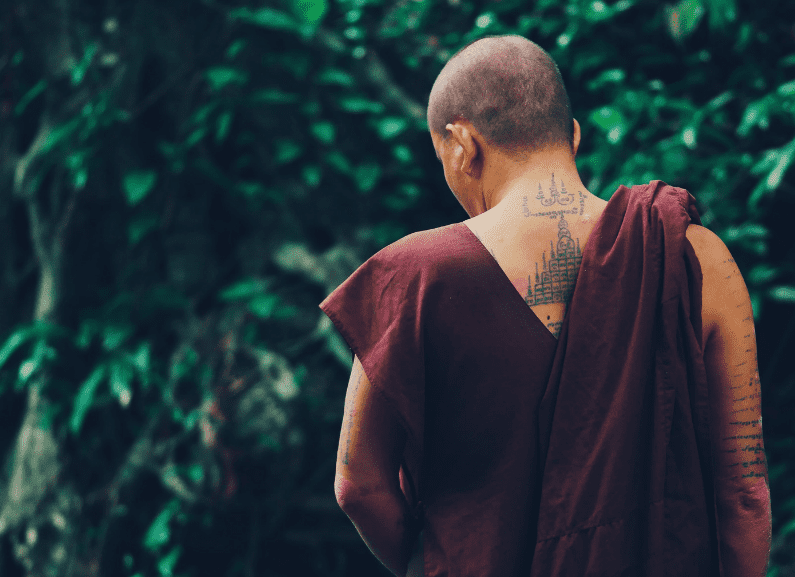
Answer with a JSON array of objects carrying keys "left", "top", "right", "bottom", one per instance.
[{"left": 427, "top": 35, "right": 574, "bottom": 158}]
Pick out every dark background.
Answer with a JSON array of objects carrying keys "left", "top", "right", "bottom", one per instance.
[{"left": 0, "top": 0, "right": 792, "bottom": 575}]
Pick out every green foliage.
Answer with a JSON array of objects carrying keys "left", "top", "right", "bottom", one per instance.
[
  {"left": 122, "top": 170, "right": 157, "bottom": 206},
  {"left": 3, "top": 0, "right": 794, "bottom": 575}
]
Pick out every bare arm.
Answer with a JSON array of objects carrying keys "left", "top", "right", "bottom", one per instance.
[{"left": 687, "top": 224, "right": 772, "bottom": 577}]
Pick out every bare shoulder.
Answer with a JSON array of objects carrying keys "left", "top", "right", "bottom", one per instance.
[{"left": 684, "top": 224, "right": 746, "bottom": 342}]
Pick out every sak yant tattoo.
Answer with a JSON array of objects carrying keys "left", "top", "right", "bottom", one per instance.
[
  {"left": 519, "top": 175, "right": 585, "bottom": 308},
  {"left": 342, "top": 362, "right": 364, "bottom": 466},
  {"left": 523, "top": 173, "right": 586, "bottom": 218},
  {"left": 716, "top": 257, "right": 768, "bottom": 484}
]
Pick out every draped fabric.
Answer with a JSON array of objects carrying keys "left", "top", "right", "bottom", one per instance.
[{"left": 320, "top": 181, "right": 721, "bottom": 576}]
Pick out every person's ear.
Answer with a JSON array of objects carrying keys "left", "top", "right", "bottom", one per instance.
[
  {"left": 572, "top": 118, "right": 581, "bottom": 157},
  {"left": 447, "top": 122, "right": 478, "bottom": 177}
]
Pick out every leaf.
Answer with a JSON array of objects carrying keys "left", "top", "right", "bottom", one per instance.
[
  {"left": 143, "top": 500, "right": 179, "bottom": 551},
  {"left": 215, "top": 110, "right": 233, "bottom": 143},
  {"left": 109, "top": 359, "right": 133, "bottom": 408},
  {"left": 324, "top": 150, "right": 353, "bottom": 174},
  {"left": 337, "top": 97, "right": 385, "bottom": 114},
  {"left": 70, "top": 365, "right": 106, "bottom": 435},
  {"left": 123, "top": 170, "right": 157, "bottom": 206},
  {"left": 316, "top": 69, "right": 355, "bottom": 86},
  {"left": 355, "top": 163, "right": 382, "bottom": 192},
  {"left": 588, "top": 106, "right": 626, "bottom": 143},
  {"left": 584, "top": 0, "right": 614, "bottom": 22},
  {"left": 274, "top": 140, "right": 303, "bottom": 165},
  {"left": 722, "top": 223, "right": 770, "bottom": 242},
  {"left": 228, "top": 7, "right": 299, "bottom": 32},
  {"left": 302, "top": 164, "right": 322, "bottom": 187},
  {"left": 310, "top": 122, "right": 335, "bottom": 144},
  {"left": 158, "top": 545, "right": 182, "bottom": 577},
  {"left": 40, "top": 118, "right": 81, "bottom": 153},
  {"left": 131, "top": 341, "right": 151, "bottom": 389},
  {"left": 204, "top": 67, "right": 249, "bottom": 91},
  {"left": 225, "top": 39, "right": 246, "bottom": 59},
  {"left": 375, "top": 117, "right": 407, "bottom": 140},
  {"left": 586, "top": 68, "right": 626, "bottom": 91},
  {"left": 777, "top": 80, "right": 795, "bottom": 97},
  {"left": 249, "top": 294, "right": 280, "bottom": 318},
  {"left": 748, "top": 264, "right": 779, "bottom": 285},
  {"left": 769, "top": 286, "right": 795, "bottom": 303},
  {"left": 102, "top": 324, "right": 134, "bottom": 351},
  {"left": 71, "top": 42, "right": 99, "bottom": 86},
  {"left": 218, "top": 278, "right": 270, "bottom": 301},
  {"left": 737, "top": 99, "right": 770, "bottom": 137},
  {"left": 0, "top": 326, "right": 40, "bottom": 369},
  {"left": 14, "top": 80, "right": 46, "bottom": 116},
  {"left": 291, "top": 0, "right": 328, "bottom": 25},
  {"left": 665, "top": 0, "right": 705, "bottom": 41},
  {"left": 170, "top": 347, "right": 198, "bottom": 382}
]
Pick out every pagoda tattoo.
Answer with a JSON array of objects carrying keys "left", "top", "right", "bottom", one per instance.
[{"left": 524, "top": 214, "right": 582, "bottom": 306}]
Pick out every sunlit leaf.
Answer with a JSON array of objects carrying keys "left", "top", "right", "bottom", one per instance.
[
  {"left": 204, "top": 67, "right": 249, "bottom": 91},
  {"left": 722, "top": 223, "right": 770, "bottom": 242},
  {"left": 71, "top": 43, "right": 99, "bottom": 86},
  {"left": 302, "top": 164, "right": 322, "bottom": 187},
  {"left": 665, "top": 0, "right": 705, "bottom": 41},
  {"left": 218, "top": 278, "right": 269, "bottom": 301},
  {"left": 70, "top": 365, "right": 106, "bottom": 435},
  {"left": 748, "top": 264, "right": 779, "bottom": 285},
  {"left": 229, "top": 7, "right": 299, "bottom": 32},
  {"left": 123, "top": 170, "right": 157, "bottom": 206},
  {"left": 249, "top": 294, "right": 280, "bottom": 318},
  {"left": 0, "top": 326, "right": 40, "bottom": 369},
  {"left": 102, "top": 324, "right": 133, "bottom": 351},
  {"left": 375, "top": 117, "right": 407, "bottom": 140},
  {"left": 225, "top": 39, "right": 246, "bottom": 59},
  {"left": 131, "top": 341, "right": 151, "bottom": 389},
  {"left": 273, "top": 140, "right": 302, "bottom": 165},
  {"left": 316, "top": 69, "right": 355, "bottom": 86},
  {"left": 143, "top": 500, "right": 179, "bottom": 551},
  {"left": 769, "top": 286, "right": 795, "bottom": 303},
  {"left": 337, "top": 97, "right": 385, "bottom": 114},
  {"left": 310, "top": 122, "right": 335, "bottom": 144},
  {"left": 14, "top": 80, "right": 46, "bottom": 116},
  {"left": 586, "top": 68, "right": 626, "bottom": 91},
  {"left": 589, "top": 107, "right": 626, "bottom": 143},
  {"left": 41, "top": 118, "right": 81, "bottom": 153},
  {"left": 291, "top": 0, "right": 328, "bottom": 25},
  {"left": 737, "top": 99, "right": 770, "bottom": 137},
  {"left": 215, "top": 110, "right": 233, "bottom": 143},
  {"left": 109, "top": 360, "right": 133, "bottom": 408},
  {"left": 584, "top": 0, "right": 614, "bottom": 22}
]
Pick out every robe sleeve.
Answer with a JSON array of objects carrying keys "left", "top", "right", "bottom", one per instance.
[{"left": 319, "top": 236, "right": 427, "bottom": 523}]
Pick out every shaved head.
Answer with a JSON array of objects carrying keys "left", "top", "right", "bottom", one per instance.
[{"left": 427, "top": 35, "right": 574, "bottom": 158}]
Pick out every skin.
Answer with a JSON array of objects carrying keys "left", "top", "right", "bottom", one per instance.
[{"left": 429, "top": 117, "right": 596, "bottom": 220}]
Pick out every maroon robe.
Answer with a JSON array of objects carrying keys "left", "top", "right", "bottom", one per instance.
[{"left": 319, "top": 181, "right": 723, "bottom": 576}]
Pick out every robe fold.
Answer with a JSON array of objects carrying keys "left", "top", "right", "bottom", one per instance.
[{"left": 319, "top": 180, "right": 722, "bottom": 576}]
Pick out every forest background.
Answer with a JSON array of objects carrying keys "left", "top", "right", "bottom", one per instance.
[{"left": 0, "top": 0, "right": 793, "bottom": 575}]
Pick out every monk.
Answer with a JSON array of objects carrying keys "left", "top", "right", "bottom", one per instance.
[{"left": 320, "top": 34, "right": 771, "bottom": 576}]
